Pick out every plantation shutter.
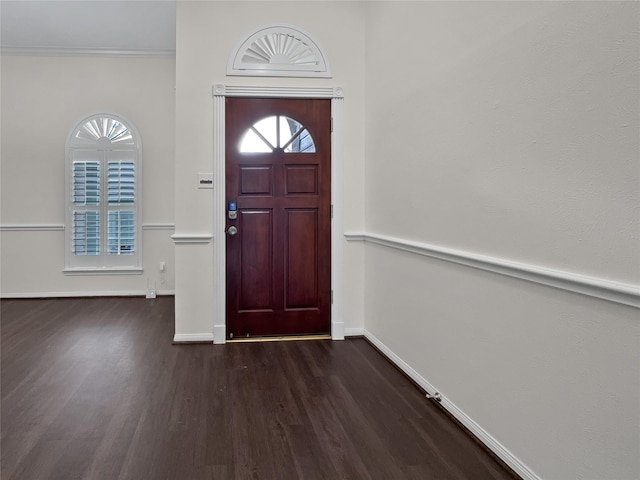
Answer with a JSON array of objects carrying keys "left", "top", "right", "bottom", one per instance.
[
  {"left": 107, "top": 160, "right": 136, "bottom": 255},
  {"left": 108, "top": 161, "right": 135, "bottom": 205},
  {"left": 72, "top": 160, "right": 101, "bottom": 255}
]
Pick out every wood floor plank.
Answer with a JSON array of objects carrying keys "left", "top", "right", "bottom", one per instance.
[{"left": 1, "top": 297, "right": 520, "bottom": 480}]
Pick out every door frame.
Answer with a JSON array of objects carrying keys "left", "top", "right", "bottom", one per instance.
[{"left": 212, "top": 84, "right": 345, "bottom": 344}]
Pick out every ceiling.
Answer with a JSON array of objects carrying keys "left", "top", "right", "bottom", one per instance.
[{"left": 0, "top": 0, "right": 176, "bottom": 54}]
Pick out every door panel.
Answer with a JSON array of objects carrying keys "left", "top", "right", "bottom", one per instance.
[
  {"left": 225, "top": 97, "right": 331, "bottom": 338},
  {"left": 240, "top": 166, "right": 273, "bottom": 195},
  {"left": 239, "top": 209, "right": 273, "bottom": 312},
  {"left": 285, "top": 209, "right": 318, "bottom": 309},
  {"left": 285, "top": 165, "right": 318, "bottom": 195}
]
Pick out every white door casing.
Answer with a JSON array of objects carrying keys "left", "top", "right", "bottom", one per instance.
[{"left": 212, "top": 85, "right": 345, "bottom": 343}]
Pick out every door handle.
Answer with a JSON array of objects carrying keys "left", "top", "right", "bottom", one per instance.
[{"left": 227, "top": 226, "right": 238, "bottom": 236}]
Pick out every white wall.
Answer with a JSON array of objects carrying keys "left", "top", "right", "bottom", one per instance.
[
  {"left": 1, "top": 55, "right": 176, "bottom": 296},
  {"left": 174, "top": 1, "right": 366, "bottom": 338},
  {"left": 364, "top": 2, "right": 639, "bottom": 479},
  {"left": 3, "top": 3, "right": 637, "bottom": 478}
]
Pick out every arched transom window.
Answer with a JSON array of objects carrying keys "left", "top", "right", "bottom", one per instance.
[
  {"left": 239, "top": 115, "right": 316, "bottom": 153},
  {"left": 65, "top": 113, "right": 142, "bottom": 274}
]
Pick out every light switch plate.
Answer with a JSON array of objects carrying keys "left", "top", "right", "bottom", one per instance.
[{"left": 198, "top": 173, "right": 213, "bottom": 189}]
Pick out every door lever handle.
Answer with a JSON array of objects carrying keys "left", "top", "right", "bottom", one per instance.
[{"left": 227, "top": 226, "right": 238, "bottom": 236}]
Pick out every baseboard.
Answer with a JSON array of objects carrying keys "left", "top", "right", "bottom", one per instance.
[
  {"left": 173, "top": 333, "right": 214, "bottom": 343},
  {"left": 364, "top": 330, "right": 540, "bottom": 480},
  {"left": 213, "top": 324, "right": 226, "bottom": 344},
  {"left": 344, "top": 327, "right": 364, "bottom": 337},
  {"left": 1, "top": 290, "right": 175, "bottom": 299},
  {"left": 331, "top": 319, "right": 345, "bottom": 340}
]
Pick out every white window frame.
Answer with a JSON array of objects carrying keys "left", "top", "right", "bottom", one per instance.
[{"left": 64, "top": 113, "right": 143, "bottom": 275}]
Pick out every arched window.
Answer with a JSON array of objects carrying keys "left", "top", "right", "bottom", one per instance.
[
  {"left": 64, "top": 113, "right": 142, "bottom": 274},
  {"left": 239, "top": 115, "right": 316, "bottom": 153}
]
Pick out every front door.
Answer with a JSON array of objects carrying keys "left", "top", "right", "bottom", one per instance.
[{"left": 225, "top": 97, "right": 331, "bottom": 338}]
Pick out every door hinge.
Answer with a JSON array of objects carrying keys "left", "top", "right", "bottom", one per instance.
[
  {"left": 331, "top": 117, "right": 334, "bottom": 133},
  {"left": 331, "top": 290, "right": 334, "bottom": 304},
  {"left": 331, "top": 204, "right": 334, "bottom": 218}
]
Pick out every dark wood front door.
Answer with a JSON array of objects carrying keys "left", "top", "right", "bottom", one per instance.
[{"left": 225, "top": 97, "right": 331, "bottom": 338}]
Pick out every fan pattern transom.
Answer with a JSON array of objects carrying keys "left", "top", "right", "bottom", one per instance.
[
  {"left": 72, "top": 116, "right": 135, "bottom": 146},
  {"left": 228, "top": 24, "right": 331, "bottom": 78}
]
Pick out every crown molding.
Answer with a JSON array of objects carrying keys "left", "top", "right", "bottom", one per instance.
[{"left": 1, "top": 46, "right": 175, "bottom": 58}]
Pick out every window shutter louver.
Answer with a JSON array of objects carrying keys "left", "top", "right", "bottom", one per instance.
[
  {"left": 73, "top": 210, "right": 100, "bottom": 255},
  {"left": 108, "top": 210, "right": 135, "bottom": 255},
  {"left": 72, "top": 161, "right": 101, "bottom": 255},
  {"left": 108, "top": 161, "right": 135, "bottom": 205},
  {"left": 107, "top": 160, "right": 136, "bottom": 255},
  {"left": 73, "top": 161, "right": 100, "bottom": 206}
]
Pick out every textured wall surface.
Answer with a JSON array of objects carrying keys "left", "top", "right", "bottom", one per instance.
[
  {"left": 365, "top": 1, "right": 639, "bottom": 283},
  {"left": 174, "top": 1, "right": 366, "bottom": 337},
  {"left": 1, "top": 55, "right": 176, "bottom": 295},
  {"left": 364, "top": 2, "right": 639, "bottom": 479}
]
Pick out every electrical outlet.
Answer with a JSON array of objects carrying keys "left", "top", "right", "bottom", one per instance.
[{"left": 146, "top": 278, "right": 156, "bottom": 299}]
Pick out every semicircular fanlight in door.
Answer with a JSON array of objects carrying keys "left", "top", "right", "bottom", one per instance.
[{"left": 239, "top": 115, "right": 315, "bottom": 154}]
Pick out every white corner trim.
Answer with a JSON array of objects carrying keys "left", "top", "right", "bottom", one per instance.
[
  {"left": 142, "top": 223, "right": 176, "bottom": 231},
  {"left": 1, "top": 290, "right": 175, "bottom": 299},
  {"left": 331, "top": 320, "right": 345, "bottom": 340},
  {"left": 0, "top": 224, "right": 64, "bottom": 231},
  {"left": 213, "top": 324, "right": 226, "bottom": 345},
  {"left": 170, "top": 233, "right": 213, "bottom": 244},
  {"left": 1, "top": 46, "right": 175, "bottom": 58},
  {"left": 173, "top": 333, "right": 214, "bottom": 343},
  {"left": 363, "top": 330, "right": 541, "bottom": 480},
  {"left": 346, "top": 232, "right": 640, "bottom": 309}
]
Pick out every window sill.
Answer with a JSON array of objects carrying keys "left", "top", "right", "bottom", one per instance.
[{"left": 63, "top": 267, "right": 143, "bottom": 276}]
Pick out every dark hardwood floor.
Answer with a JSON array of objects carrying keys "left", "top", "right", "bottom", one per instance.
[{"left": 1, "top": 297, "right": 519, "bottom": 480}]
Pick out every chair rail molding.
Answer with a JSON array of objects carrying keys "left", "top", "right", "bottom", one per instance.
[
  {"left": 2, "top": 224, "right": 176, "bottom": 232},
  {"left": 346, "top": 232, "right": 640, "bottom": 308},
  {"left": 170, "top": 234, "right": 213, "bottom": 244},
  {"left": 0, "top": 224, "right": 64, "bottom": 231},
  {"left": 142, "top": 223, "right": 175, "bottom": 231}
]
